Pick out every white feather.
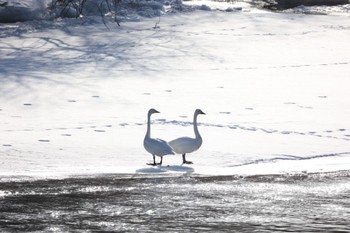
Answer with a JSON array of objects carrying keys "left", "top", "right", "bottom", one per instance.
[
  {"left": 169, "top": 109, "right": 205, "bottom": 163},
  {"left": 143, "top": 108, "right": 174, "bottom": 157}
]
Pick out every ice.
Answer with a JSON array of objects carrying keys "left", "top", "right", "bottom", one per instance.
[{"left": 1, "top": 1, "right": 350, "bottom": 179}]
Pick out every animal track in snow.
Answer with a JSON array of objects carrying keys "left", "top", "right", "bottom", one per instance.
[
  {"left": 154, "top": 120, "right": 350, "bottom": 141},
  {"left": 230, "top": 152, "right": 350, "bottom": 168},
  {"left": 38, "top": 140, "right": 50, "bottom": 142},
  {"left": 297, "top": 105, "right": 313, "bottom": 109},
  {"left": 94, "top": 129, "right": 106, "bottom": 132},
  {"left": 61, "top": 134, "right": 71, "bottom": 136}
]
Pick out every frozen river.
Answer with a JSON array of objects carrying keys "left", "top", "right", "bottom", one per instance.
[{"left": 1, "top": 171, "right": 350, "bottom": 232}]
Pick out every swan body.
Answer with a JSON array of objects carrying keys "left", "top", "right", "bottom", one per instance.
[
  {"left": 144, "top": 108, "right": 174, "bottom": 166},
  {"left": 169, "top": 109, "right": 205, "bottom": 164}
]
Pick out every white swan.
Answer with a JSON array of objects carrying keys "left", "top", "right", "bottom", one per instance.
[
  {"left": 144, "top": 108, "right": 174, "bottom": 166},
  {"left": 169, "top": 109, "right": 205, "bottom": 164}
]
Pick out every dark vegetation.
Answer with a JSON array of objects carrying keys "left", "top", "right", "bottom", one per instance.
[{"left": 255, "top": 0, "right": 349, "bottom": 10}]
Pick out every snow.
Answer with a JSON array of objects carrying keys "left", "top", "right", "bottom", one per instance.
[
  {"left": 0, "top": 0, "right": 52, "bottom": 22},
  {"left": 1, "top": 1, "right": 350, "bottom": 180}
]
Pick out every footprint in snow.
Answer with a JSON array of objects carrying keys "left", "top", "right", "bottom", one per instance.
[
  {"left": 260, "top": 129, "right": 278, "bottom": 133},
  {"left": 92, "top": 95, "right": 100, "bottom": 98},
  {"left": 165, "top": 90, "right": 172, "bottom": 92},
  {"left": 94, "top": 129, "right": 106, "bottom": 132},
  {"left": 67, "top": 100, "right": 77, "bottom": 103},
  {"left": 61, "top": 134, "right": 71, "bottom": 136},
  {"left": 120, "top": 123, "right": 129, "bottom": 126},
  {"left": 281, "top": 131, "right": 291, "bottom": 134},
  {"left": 245, "top": 108, "right": 254, "bottom": 110},
  {"left": 143, "top": 93, "right": 151, "bottom": 95},
  {"left": 23, "top": 103, "right": 32, "bottom": 106},
  {"left": 38, "top": 140, "right": 50, "bottom": 142},
  {"left": 297, "top": 105, "right": 313, "bottom": 109},
  {"left": 244, "top": 127, "right": 257, "bottom": 131},
  {"left": 3, "top": 144, "right": 12, "bottom": 147},
  {"left": 219, "top": 112, "right": 231, "bottom": 114}
]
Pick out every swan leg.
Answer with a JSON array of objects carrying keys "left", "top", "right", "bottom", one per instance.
[
  {"left": 147, "top": 155, "right": 157, "bottom": 166},
  {"left": 182, "top": 154, "right": 193, "bottom": 164},
  {"left": 156, "top": 156, "right": 163, "bottom": 166}
]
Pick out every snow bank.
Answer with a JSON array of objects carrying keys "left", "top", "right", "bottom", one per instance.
[
  {"left": 0, "top": 0, "right": 52, "bottom": 22},
  {"left": 1, "top": 1, "right": 350, "bottom": 179},
  {"left": 287, "top": 3, "right": 350, "bottom": 15},
  {"left": 0, "top": 0, "right": 174, "bottom": 23},
  {"left": 1, "top": 0, "right": 349, "bottom": 23}
]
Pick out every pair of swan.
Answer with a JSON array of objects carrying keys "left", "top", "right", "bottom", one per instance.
[{"left": 144, "top": 108, "right": 205, "bottom": 166}]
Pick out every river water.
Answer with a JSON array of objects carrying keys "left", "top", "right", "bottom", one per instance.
[{"left": 1, "top": 171, "right": 350, "bottom": 232}]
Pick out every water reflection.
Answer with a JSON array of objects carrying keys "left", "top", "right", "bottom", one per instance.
[{"left": 1, "top": 172, "right": 350, "bottom": 232}]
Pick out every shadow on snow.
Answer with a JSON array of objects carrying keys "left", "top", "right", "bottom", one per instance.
[{"left": 136, "top": 165, "right": 194, "bottom": 174}]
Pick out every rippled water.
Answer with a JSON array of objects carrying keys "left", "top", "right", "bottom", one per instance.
[{"left": 1, "top": 171, "right": 350, "bottom": 232}]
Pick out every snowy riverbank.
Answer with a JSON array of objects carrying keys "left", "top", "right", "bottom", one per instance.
[{"left": 1, "top": 1, "right": 350, "bottom": 180}]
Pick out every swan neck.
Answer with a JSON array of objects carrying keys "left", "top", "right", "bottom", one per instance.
[
  {"left": 193, "top": 113, "right": 201, "bottom": 139},
  {"left": 146, "top": 113, "right": 151, "bottom": 138}
]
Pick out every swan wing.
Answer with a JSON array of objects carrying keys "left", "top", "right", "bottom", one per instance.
[
  {"left": 144, "top": 137, "right": 174, "bottom": 156},
  {"left": 169, "top": 137, "right": 198, "bottom": 154}
]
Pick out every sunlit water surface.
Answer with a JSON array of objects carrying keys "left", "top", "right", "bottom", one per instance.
[{"left": 1, "top": 171, "right": 350, "bottom": 232}]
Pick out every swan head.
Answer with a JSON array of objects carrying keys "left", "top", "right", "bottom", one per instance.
[
  {"left": 148, "top": 108, "right": 160, "bottom": 116},
  {"left": 195, "top": 109, "right": 206, "bottom": 115}
]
